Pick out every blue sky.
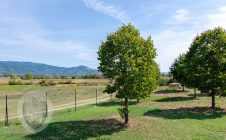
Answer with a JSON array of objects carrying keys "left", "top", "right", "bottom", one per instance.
[{"left": 0, "top": 0, "right": 226, "bottom": 72}]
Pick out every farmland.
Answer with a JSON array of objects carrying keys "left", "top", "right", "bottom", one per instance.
[
  {"left": 0, "top": 77, "right": 109, "bottom": 86},
  {"left": 0, "top": 86, "right": 226, "bottom": 140},
  {"left": 0, "top": 78, "right": 109, "bottom": 120}
]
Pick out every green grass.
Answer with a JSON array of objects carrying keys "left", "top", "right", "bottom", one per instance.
[
  {"left": 0, "top": 85, "right": 40, "bottom": 91},
  {"left": 0, "top": 87, "right": 226, "bottom": 139},
  {"left": 0, "top": 85, "right": 106, "bottom": 119}
]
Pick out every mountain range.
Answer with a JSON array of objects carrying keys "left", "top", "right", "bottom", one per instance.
[{"left": 0, "top": 61, "right": 100, "bottom": 76}]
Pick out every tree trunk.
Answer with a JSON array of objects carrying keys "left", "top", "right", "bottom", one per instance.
[
  {"left": 211, "top": 92, "right": 215, "bottom": 109},
  {"left": 182, "top": 85, "right": 185, "bottom": 92},
  {"left": 124, "top": 97, "right": 129, "bottom": 124},
  {"left": 194, "top": 88, "right": 197, "bottom": 98}
]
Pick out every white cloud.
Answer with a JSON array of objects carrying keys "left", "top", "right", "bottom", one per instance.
[
  {"left": 0, "top": 31, "right": 96, "bottom": 62},
  {"left": 0, "top": 0, "right": 97, "bottom": 67},
  {"left": 166, "top": 9, "right": 189, "bottom": 24},
  {"left": 151, "top": 30, "right": 195, "bottom": 72},
  {"left": 83, "top": 0, "right": 129, "bottom": 23},
  {"left": 207, "top": 6, "right": 226, "bottom": 29}
]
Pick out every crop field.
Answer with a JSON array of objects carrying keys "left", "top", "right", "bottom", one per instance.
[
  {"left": 0, "top": 86, "right": 226, "bottom": 140},
  {"left": 0, "top": 84, "right": 108, "bottom": 120}
]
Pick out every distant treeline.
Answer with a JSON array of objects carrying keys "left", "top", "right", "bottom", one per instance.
[
  {"left": 4, "top": 73, "right": 107, "bottom": 86},
  {"left": 6, "top": 73, "right": 103, "bottom": 80}
]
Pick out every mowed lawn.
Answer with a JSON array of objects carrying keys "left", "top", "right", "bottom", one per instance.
[{"left": 0, "top": 86, "right": 226, "bottom": 140}]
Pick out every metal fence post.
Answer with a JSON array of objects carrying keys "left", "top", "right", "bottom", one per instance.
[
  {"left": 75, "top": 89, "right": 77, "bottom": 111},
  {"left": 96, "top": 88, "right": 97, "bottom": 106},
  {"left": 46, "top": 92, "right": 48, "bottom": 117},
  {"left": 5, "top": 94, "right": 8, "bottom": 126}
]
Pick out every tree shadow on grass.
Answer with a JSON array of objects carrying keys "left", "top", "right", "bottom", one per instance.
[
  {"left": 26, "top": 118, "right": 125, "bottom": 140},
  {"left": 187, "top": 93, "right": 208, "bottom": 97},
  {"left": 154, "top": 89, "right": 190, "bottom": 94},
  {"left": 97, "top": 100, "right": 138, "bottom": 107},
  {"left": 97, "top": 101, "right": 119, "bottom": 107},
  {"left": 155, "top": 96, "right": 194, "bottom": 102},
  {"left": 144, "top": 107, "right": 226, "bottom": 120}
]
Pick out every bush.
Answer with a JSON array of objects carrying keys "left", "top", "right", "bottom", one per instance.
[
  {"left": 60, "top": 76, "right": 69, "bottom": 79},
  {"left": 48, "top": 80, "right": 57, "bottom": 86},
  {"left": 83, "top": 74, "right": 101, "bottom": 79},
  {"left": 65, "top": 80, "right": 72, "bottom": 84},
  {"left": 58, "top": 80, "right": 72, "bottom": 84},
  {"left": 9, "top": 80, "right": 22, "bottom": 85},
  {"left": 23, "top": 81, "right": 33, "bottom": 85},
  {"left": 167, "top": 78, "right": 177, "bottom": 85},
  {"left": 72, "top": 76, "right": 77, "bottom": 79},
  {"left": 9, "top": 74, "right": 18, "bottom": 80},
  {"left": 39, "top": 80, "right": 57, "bottom": 86},
  {"left": 22, "top": 73, "right": 33, "bottom": 80},
  {"left": 159, "top": 76, "right": 171, "bottom": 86}
]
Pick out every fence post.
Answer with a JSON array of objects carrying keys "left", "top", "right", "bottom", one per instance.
[
  {"left": 5, "top": 94, "right": 8, "bottom": 126},
  {"left": 96, "top": 88, "right": 97, "bottom": 106},
  {"left": 194, "top": 88, "right": 197, "bottom": 98},
  {"left": 75, "top": 89, "right": 77, "bottom": 111},
  {"left": 110, "top": 94, "right": 112, "bottom": 102},
  {"left": 46, "top": 92, "right": 48, "bottom": 117}
]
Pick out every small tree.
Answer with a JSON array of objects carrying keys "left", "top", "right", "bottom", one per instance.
[
  {"left": 98, "top": 24, "right": 158, "bottom": 124},
  {"left": 185, "top": 27, "right": 226, "bottom": 109},
  {"left": 9, "top": 74, "right": 18, "bottom": 80},
  {"left": 24, "top": 72, "right": 33, "bottom": 80},
  {"left": 170, "top": 53, "right": 187, "bottom": 91}
]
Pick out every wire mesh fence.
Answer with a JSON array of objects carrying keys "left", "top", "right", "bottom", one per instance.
[{"left": 0, "top": 85, "right": 110, "bottom": 122}]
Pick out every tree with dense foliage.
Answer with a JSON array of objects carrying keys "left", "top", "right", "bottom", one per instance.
[
  {"left": 170, "top": 53, "right": 187, "bottom": 91},
  {"left": 184, "top": 27, "right": 226, "bottom": 109},
  {"left": 24, "top": 72, "right": 33, "bottom": 80},
  {"left": 98, "top": 24, "right": 158, "bottom": 124},
  {"left": 9, "top": 74, "right": 18, "bottom": 80}
]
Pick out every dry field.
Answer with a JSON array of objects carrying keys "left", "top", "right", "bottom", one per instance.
[
  {"left": 0, "top": 80, "right": 109, "bottom": 120},
  {"left": 0, "top": 77, "right": 109, "bottom": 85}
]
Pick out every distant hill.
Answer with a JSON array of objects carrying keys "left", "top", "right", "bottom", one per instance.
[{"left": 0, "top": 61, "right": 101, "bottom": 76}]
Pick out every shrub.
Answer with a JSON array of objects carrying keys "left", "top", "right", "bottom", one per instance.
[
  {"left": 83, "top": 74, "right": 102, "bottom": 79},
  {"left": 167, "top": 78, "right": 177, "bottom": 85},
  {"left": 22, "top": 73, "right": 33, "bottom": 80},
  {"left": 23, "top": 81, "right": 33, "bottom": 85},
  {"left": 71, "top": 76, "right": 77, "bottom": 79},
  {"left": 159, "top": 76, "right": 171, "bottom": 86},
  {"left": 64, "top": 80, "right": 72, "bottom": 84},
  {"left": 9, "top": 74, "right": 18, "bottom": 80},
  {"left": 48, "top": 80, "right": 57, "bottom": 86},
  {"left": 9, "top": 80, "right": 22, "bottom": 85},
  {"left": 58, "top": 80, "right": 72, "bottom": 84},
  {"left": 39, "top": 80, "right": 57, "bottom": 86}
]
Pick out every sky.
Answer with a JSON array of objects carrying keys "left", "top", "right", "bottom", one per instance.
[{"left": 0, "top": 0, "right": 226, "bottom": 72}]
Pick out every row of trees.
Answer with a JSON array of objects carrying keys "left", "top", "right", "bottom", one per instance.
[
  {"left": 98, "top": 24, "right": 160, "bottom": 124},
  {"left": 9, "top": 73, "right": 102, "bottom": 80},
  {"left": 170, "top": 27, "right": 226, "bottom": 109},
  {"left": 10, "top": 73, "right": 33, "bottom": 80}
]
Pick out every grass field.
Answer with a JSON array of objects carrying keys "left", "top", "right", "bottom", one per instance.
[
  {"left": 0, "top": 84, "right": 107, "bottom": 119},
  {"left": 0, "top": 77, "right": 109, "bottom": 85},
  {"left": 0, "top": 86, "right": 226, "bottom": 140}
]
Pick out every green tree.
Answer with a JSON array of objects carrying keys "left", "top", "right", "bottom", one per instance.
[
  {"left": 9, "top": 74, "right": 18, "bottom": 80},
  {"left": 185, "top": 27, "right": 226, "bottom": 109},
  {"left": 24, "top": 72, "right": 33, "bottom": 80},
  {"left": 98, "top": 24, "right": 158, "bottom": 124},
  {"left": 170, "top": 53, "right": 187, "bottom": 91}
]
